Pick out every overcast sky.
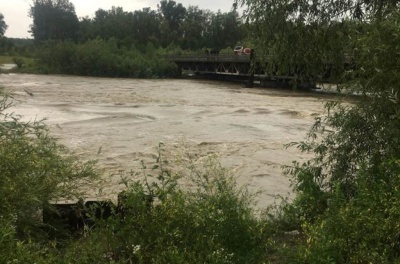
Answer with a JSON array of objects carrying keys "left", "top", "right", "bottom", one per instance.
[{"left": 1, "top": 0, "right": 237, "bottom": 38}]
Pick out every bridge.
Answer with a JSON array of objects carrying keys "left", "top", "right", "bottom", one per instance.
[
  {"left": 162, "top": 52, "right": 347, "bottom": 89},
  {"left": 163, "top": 53, "right": 254, "bottom": 75},
  {"left": 162, "top": 53, "right": 273, "bottom": 87}
]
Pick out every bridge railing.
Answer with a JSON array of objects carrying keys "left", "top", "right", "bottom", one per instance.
[{"left": 161, "top": 53, "right": 251, "bottom": 62}]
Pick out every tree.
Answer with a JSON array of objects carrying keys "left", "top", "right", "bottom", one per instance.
[
  {"left": 287, "top": 14, "right": 400, "bottom": 261},
  {"left": 132, "top": 8, "right": 161, "bottom": 48},
  {"left": 218, "top": 10, "right": 243, "bottom": 49},
  {"left": 179, "top": 6, "right": 208, "bottom": 50},
  {"left": 235, "top": 0, "right": 400, "bottom": 194},
  {"left": 91, "top": 8, "right": 108, "bottom": 39},
  {"left": 234, "top": 0, "right": 400, "bottom": 85},
  {"left": 158, "top": 0, "right": 186, "bottom": 46},
  {"left": 237, "top": 0, "right": 400, "bottom": 261},
  {"left": 0, "top": 13, "right": 7, "bottom": 37},
  {"left": 77, "top": 16, "right": 95, "bottom": 42},
  {"left": 29, "top": 0, "right": 79, "bottom": 42},
  {"left": 84, "top": 7, "right": 140, "bottom": 47},
  {"left": 202, "top": 10, "right": 243, "bottom": 50},
  {"left": 0, "top": 13, "right": 10, "bottom": 53},
  {"left": 96, "top": 7, "right": 134, "bottom": 44}
]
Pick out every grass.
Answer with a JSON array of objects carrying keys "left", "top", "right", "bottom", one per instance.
[
  {"left": 0, "top": 55, "right": 16, "bottom": 64},
  {"left": 0, "top": 55, "right": 38, "bottom": 73},
  {"left": 0, "top": 55, "right": 35, "bottom": 65}
]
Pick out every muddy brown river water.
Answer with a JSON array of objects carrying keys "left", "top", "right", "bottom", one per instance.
[{"left": 0, "top": 73, "right": 332, "bottom": 208}]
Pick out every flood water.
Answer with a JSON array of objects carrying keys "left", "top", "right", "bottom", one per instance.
[{"left": 0, "top": 73, "right": 333, "bottom": 208}]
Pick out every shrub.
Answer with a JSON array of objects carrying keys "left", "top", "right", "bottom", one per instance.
[
  {"left": 12, "top": 57, "right": 24, "bottom": 68},
  {"left": 0, "top": 90, "right": 98, "bottom": 262},
  {"left": 284, "top": 11, "right": 400, "bottom": 263},
  {"left": 63, "top": 145, "right": 269, "bottom": 264},
  {"left": 34, "top": 39, "right": 179, "bottom": 78}
]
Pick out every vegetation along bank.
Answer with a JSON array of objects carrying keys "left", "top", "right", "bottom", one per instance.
[{"left": 1, "top": 0, "right": 400, "bottom": 262}]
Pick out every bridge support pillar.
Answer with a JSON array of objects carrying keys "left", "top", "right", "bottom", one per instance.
[
  {"left": 246, "top": 49, "right": 255, "bottom": 88},
  {"left": 247, "top": 73, "right": 254, "bottom": 88}
]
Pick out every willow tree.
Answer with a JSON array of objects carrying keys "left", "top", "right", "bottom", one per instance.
[
  {"left": 235, "top": 0, "right": 400, "bottom": 86},
  {"left": 236, "top": 0, "right": 400, "bottom": 262}
]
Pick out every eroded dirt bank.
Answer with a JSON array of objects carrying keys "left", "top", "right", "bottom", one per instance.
[{"left": 0, "top": 73, "right": 330, "bottom": 208}]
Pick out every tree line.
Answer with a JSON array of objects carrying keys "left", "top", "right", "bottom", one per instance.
[
  {"left": 0, "top": 0, "right": 247, "bottom": 77},
  {"left": 28, "top": 0, "right": 244, "bottom": 51}
]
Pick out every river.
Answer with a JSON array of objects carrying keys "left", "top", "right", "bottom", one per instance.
[{"left": 0, "top": 73, "right": 331, "bottom": 208}]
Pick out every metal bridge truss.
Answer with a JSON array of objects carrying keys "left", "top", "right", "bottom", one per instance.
[
  {"left": 167, "top": 54, "right": 254, "bottom": 76},
  {"left": 178, "top": 60, "right": 251, "bottom": 76}
]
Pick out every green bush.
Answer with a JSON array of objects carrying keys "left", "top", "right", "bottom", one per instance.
[
  {"left": 294, "top": 160, "right": 400, "bottom": 263},
  {"left": 33, "top": 39, "right": 179, "bottom": 78},
  {"left": 62, "top": 146, "right": 269, "bottom": 264},
  {"left": 283, "top": 11, "right": 400, "bottom": 263},
  {"left": 12, "top": 57, "right": 24, "bottom": 68},
  {"left": 287, "top": 93, "right": 400, "bottom": 263},
  {"left": 0, "top": 90, "right": 98, "bottom": 262}
]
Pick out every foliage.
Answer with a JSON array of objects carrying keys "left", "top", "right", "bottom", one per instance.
[
  {"left": 131, "top": 8, "right": 161, "bottom": 48},
  {"left": 6, "top": 1, "right": 247, "bottom": 76},
  {"left": 179, "top": 6, "right": 209, "bottom": 50},
  {"left": 26, "top": 0, "right": 245, "bottom": 52},
  {"left": 349, "top": 12, "right": 400, "bottom": 96},
  {"left": 0, "top": 38, "right": 34, "bottom": 56},
  {"left": 83, "top": 7, "right": 136, "bottom": 46},
  {"left": 63, "top": 146, "right": 269, "bottom": 263},
  {"left": 274, "top": 7, "right": 400, "bottom": 263},
  {"left": 0, "top": 12, "right": 7, "bottom": 37},
  {"left": 12, "top": 57, "right": 24, "bottom": 68},
  {"left": 0, "top": 90, "right": 98, "bottom": 262},
  {"left": 298, "top": 160, "right": 400, "bottom": 263},
  {"left": 33, "top": 39, "right": 179, "bottom": 77},
  {"left": 10, "top": 0, "right": 400, "bottom": 262},
  {"left": 30, "top": 0, "right": 79, "bottom": 42},
  {"left": 204, "top": 10, "right": 244, "bottom": 50},
  {"left": 0, "top": 55, "right": 15, "bottom": 64},
  {"left": 235, "top": 0, "right": 400, "bottom": 86},
  {"left": 159, "top": 0, "right": 186, "bottom": 46},
  {"left": 218, "top": 0, "right": 400, "bottom": 261},
  {"left": 0, "top": 37, "right": 13, "bottom": 55},
  {"left": 0, "top": 131, "right": 275, "bottom": 263}
]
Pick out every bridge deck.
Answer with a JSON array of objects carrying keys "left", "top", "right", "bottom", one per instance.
[
  {"left": 162, "top": 53, "right": 258, "bottom": 78},
  {"left": 162, "top": 54, "right": 252, "bottom": 63}
]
